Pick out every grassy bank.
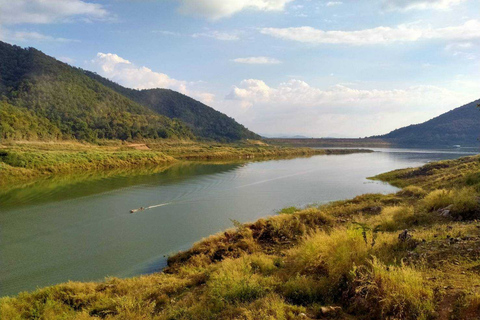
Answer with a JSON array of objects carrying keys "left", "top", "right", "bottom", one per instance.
[
  {"left": 2, "top": 155, "right": 480, "bottom": 319},
  {"left": 0, "top": 140, "right": 372, "bottom": 187}
]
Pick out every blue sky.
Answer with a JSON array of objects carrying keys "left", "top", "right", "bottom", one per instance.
[{"left": 0, "top": 0, "right": 479, "bottom": 137}]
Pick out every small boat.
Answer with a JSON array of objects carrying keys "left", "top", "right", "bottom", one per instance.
[{"left": 130, "top": 207, "right": 145, "bottom": 214}]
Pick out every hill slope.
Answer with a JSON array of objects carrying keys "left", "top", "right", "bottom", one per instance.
[
  {"left": 85, "top": 71, "right": 260, "bottom": 141},
  {"left": 0, "top": 41, "right": 258, "bottom": 142},
  {"left": 0, "top": 41, "right": 194, "bottom": 141},
  {"left": 377, "top": 99, "right": 480, "bottom": 147}
]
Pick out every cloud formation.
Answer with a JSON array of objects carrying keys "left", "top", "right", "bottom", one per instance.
[
  {"left": 90, "top": 53, "right": 214, "bottom": 104},
  {"left": 326, "top": 2, "right": 343, "bottom": 7},
  {"left": 0, "top": 0, "right": 108, "bottom": 25},
  {"left": 177, "top": 0, "right": 293, "bottom": 20},
  {"left": 192, "top": 30, "right": 240, "bottom": 41},
  {"left": 383, "top": 0, "right": 468, "bottom": 11},
  {"left": 1, "top": 30, "right": 78, "bottom": 43},
  {"left": 92, "top": 53, "right": 187, "bottom": 93},
  {"left": 233, "top": 56, "right": 282, "bottom": 64},
  {"left": 223, "top": 79, "right": 473, "bottom": 137},
  {"left": 445, "top": 41, "right": 478, "bottom": 60},
  {"left": 260, "top": 19, "right": 480, "bottom": 45}
]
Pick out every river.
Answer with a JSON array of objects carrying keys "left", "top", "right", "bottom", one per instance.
[{"left": 0, "top": 148, "right": 477, "bottom": 296}]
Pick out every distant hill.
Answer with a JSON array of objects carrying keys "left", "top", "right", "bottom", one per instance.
[
  {"left": 375, "top": 99, "right": 480, "bottom": 147},
  {"left": 85, "top": 72, "right": 259, "bottom": 141},
  {"left": 0, "top": 41, "right": 258, "bottom": 142},
  {"left": 261, "top": 134, "right": 311, "bottom": 139}
]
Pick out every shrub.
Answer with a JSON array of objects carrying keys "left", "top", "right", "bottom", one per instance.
[
  {"left": 207, "top": 256, "right": 279, "bottom": 304},
  {"left": 285, "top": 228, "right": 371, "bottom": 294},
  {"left": 281, "top": 275, "right": 328, "bottom": 305},
  {"left": 231, "top": 293, "right": 306, "bottom": 320},
  {"left": 374, "top": 206, "right": 417, "bottom": 232},
  {"left": 422, "top": 189, "right": 453, "bottom": 211},
  {"left": 465, "top": 172, "right": 480, "bottom": 191},
  {"left": 350, "top": 258, "right": 435, "bottom": 320},
  {"left": 451, "top": 187, "right": 480, "bottom": 220},
  {"left": 397, "top": 186, "right": 427, "bottom": 198}
]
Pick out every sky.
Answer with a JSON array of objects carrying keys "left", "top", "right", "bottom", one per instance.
[{"left": 0, "top": 0, "right": 479, "bottom": 138}]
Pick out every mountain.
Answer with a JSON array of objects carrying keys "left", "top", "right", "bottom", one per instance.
[
  {"left": 84, "top": 72, "right": 259, "bottom": 141},
  {"left": 376, "top": 99, "right": 480, "bottom": 147},
  {"left": 0, "top": 41, "right": 258, "bottom": 142},
  {"left": 0, "top": 41, "right": 194, "bottom": 141}
]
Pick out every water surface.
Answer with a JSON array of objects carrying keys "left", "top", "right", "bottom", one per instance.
[{"left": 0, "top": 148, "right": 477, "bottom": 296}]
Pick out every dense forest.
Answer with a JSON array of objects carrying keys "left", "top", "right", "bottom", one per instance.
[
  {"left": 375, "top": 99, "right": 480, "bottom": 147},
  {"left": 85, "top": 72, "right": 260, "bottom": 141},
  {"left": 0, "top": 41, "right": 257, "bottom": 142}
]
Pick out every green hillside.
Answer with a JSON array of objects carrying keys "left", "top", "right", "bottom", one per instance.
[
  {"left": 85, "top": 71, "right": 260, "bottom": 142},
  {"left": 377, "top": 99, "right": 480, "bottom": 147},
  {"left": 0, "top": 41, "right": 194, "bottom": 141}
]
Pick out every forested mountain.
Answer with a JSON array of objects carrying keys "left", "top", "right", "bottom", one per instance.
[
  {"left": 85, "top": 72, "right": 260, "bottom": 141},
  {"left": 0, "top": 41, "right": 258, "bottom": 142},
  {"left": 0, "top": 41, "right": 193, "bottom": 141},
  {"left": 376, "top": 99, "right": 480, "bottom": 147}
]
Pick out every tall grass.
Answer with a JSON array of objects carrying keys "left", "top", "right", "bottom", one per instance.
[{"left": 350, "top": 258, "right": 435, "bottom": 320}]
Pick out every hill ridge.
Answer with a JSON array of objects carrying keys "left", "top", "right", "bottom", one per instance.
[{"left": 374, "top": 99, "right": 480, "bottom": 147}]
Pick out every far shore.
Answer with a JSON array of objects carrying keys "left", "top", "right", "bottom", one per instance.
[{"left": 0, "top": 139, "right": 373, "bottom": 188}]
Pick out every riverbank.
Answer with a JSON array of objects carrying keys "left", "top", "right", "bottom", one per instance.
[
  {"left": 2, "top": 155, "right": 480, "bottom": 319},
  {"left": 0, "top": 140, "right": 372, "bottom": 187}
]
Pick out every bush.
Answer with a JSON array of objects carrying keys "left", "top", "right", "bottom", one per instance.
[
  {"left": 207, "top": 256, "right": 279, "bottom": 304},
  {"left": 281, "top": 275, "right": 328, "bottom": 305},
  {"left": 286, "top": 228, "right": 371, "bottom": 294},
  {"left": 422, "top": 189, "right": 453, "bottom": 211},
  {"left": 397, "top": 186, "right": 427, "bottom": 198},
  {"left": 451, "top": 187, "right": 480, "bottom": 220},
  {"left": 374, "top": 206, "right": 417, "bottom": 232},
  {"left": 421, "top": 187, "right": 480, "bottom": 220},
  {"left": 350, "top": 258, "right": 435, "bottom": 320}
]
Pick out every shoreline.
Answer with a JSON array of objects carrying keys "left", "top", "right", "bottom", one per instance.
[{"left": 0, "top": 140, "right": 373, "bottom": 189}]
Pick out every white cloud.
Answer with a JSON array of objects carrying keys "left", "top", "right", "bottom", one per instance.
[
  {"left": 92, "top": 53, "right": 187, "bottom": 93},
  {"left": 153, "top": 30, "right": 182, "bottom": 36},
  {"left": 177, "top": 0, "right": 294, "bottom": 20},
  {"left": 233, "top": 56, "right": 282, "bottom": 64},
  {"left": 326, "top": 1, "right": 343, "bottom": 7},
  {"left": 0, "top": 0, "right": 109, "bottom": 25},
  {"left": 260, "top": 19, "right": 480, "bottom": 45},
  {"left": 445, "top": 41, "right": 478, "bottom": 60},
  {"left": 90, "top": 53, "right": 215, "bottom": 104},
  {"left": 222, "top": 79, "right": 475, "bottom": 137},
  {"left": 383, "top": 0, "right": 468, "bottom": 11},
  {"left": 192, "top": 31, "right": 240, "bottom": 41},
  {"left": 0, "top": 30, "right": 78, "bottom": 42}
]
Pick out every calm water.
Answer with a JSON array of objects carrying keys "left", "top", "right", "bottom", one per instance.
[{"left": 0, "top": 148, "right": 477, "bottom": 296}]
